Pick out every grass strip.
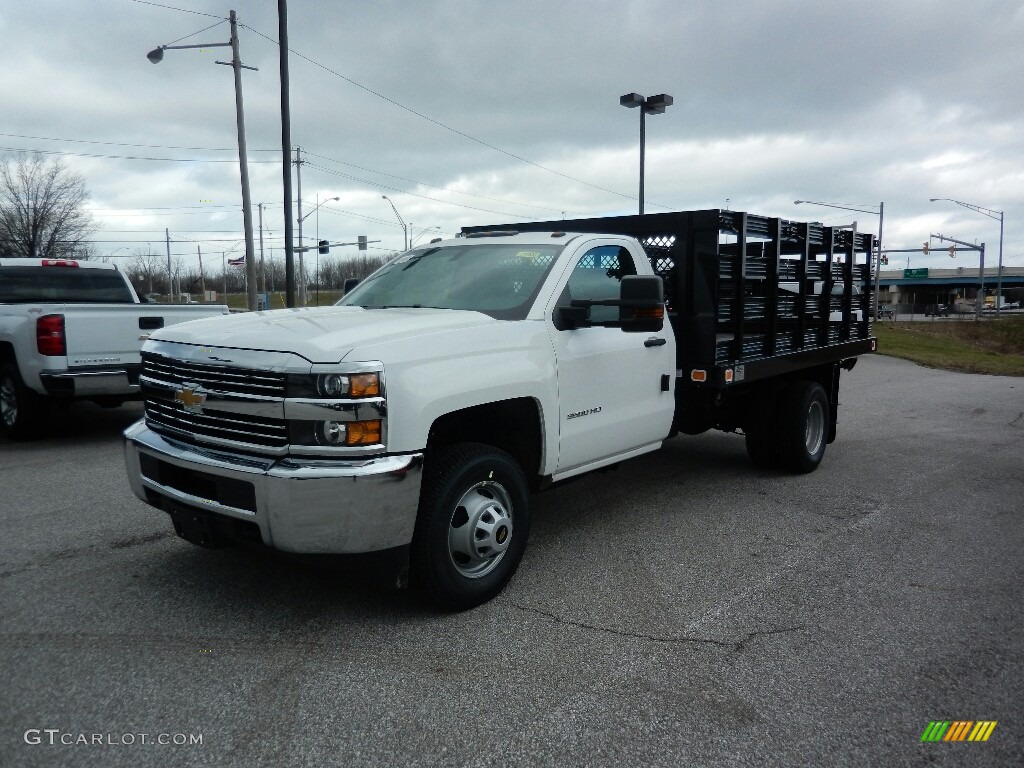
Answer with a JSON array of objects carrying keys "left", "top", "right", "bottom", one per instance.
[{"left": 872, "top": 317, "right": 1024, "bottom": 376}]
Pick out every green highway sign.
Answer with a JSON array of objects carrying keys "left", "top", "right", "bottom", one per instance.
[{"left": 904, "top": 268, "right": 929, "bottom": 279}]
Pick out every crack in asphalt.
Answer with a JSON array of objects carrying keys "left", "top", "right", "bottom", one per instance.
[
  {"left": 509, "top": 602, "right": 805, "bottom": 651},
  {"left": 1010, "top": 411, "right": 1023, "bottom": 428}
]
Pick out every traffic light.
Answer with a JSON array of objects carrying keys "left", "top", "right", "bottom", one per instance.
[
  {"left": 318, "top": 240, "right": 329, "bottom": 255},
  {"left": 358, "top": 235, "right": 367, "bottom": 251},
  {"left": 948, "top": 245, "right": 956, "bottom": 258},
  {"left": 922, "top": 241, "right": 929, "bottom": 254},
  {"left": 881, "top": 254, "right": 889, "bottom": 265}
]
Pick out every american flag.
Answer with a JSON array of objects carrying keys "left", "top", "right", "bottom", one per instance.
[{"left": 227, "top": 255, "right": 245, "bottom": 267}]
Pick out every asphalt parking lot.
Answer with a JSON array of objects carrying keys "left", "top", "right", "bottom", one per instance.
[{"left": 2, "top": 354, "right": 1021, "bottom": 767}]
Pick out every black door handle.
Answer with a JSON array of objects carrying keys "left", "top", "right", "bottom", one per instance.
[{"left": 644, "top": 337, "right": 667, "bottom": 347}]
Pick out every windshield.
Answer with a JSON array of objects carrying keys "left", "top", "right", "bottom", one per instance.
[{"left": 337, "top": 242, "right": 565, "bottom": 320}]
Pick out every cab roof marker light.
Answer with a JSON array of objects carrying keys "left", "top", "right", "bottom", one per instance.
[{"left": 465, "top": 230, "right": 519, "bottom": 238}]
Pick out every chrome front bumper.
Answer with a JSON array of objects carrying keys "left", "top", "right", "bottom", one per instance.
[{"left": 123, "top": 420, "right": 423, "bottom": 554}]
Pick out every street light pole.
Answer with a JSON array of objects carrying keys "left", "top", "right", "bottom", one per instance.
[
  {"left": 147, "top": 9, "right": 258, "bottom": 310},
  {"left": 382, "top": 195, "right": 407, "bottom": 250},
  {"left": 620, "top": 93, "right": 673, "bottom": 215},
  {"left": 930, "top": 198, "right": 1004, "bottom": 316},
  {"left": 794, "top": 200, "right": 885, "bottom": 320},
  {"left": 410, "top": 225, "right": 441, "bottom": 248}
]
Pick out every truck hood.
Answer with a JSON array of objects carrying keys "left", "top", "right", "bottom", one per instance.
[{"left": 150, "top": 306, "right": 498, "bottom": 363}]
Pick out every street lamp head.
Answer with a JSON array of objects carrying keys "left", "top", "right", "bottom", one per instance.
[
  {"left": 620, "top": 93, "right": 644, "bottom": 108},
  {"left": 644, "top": 94, "right": 673, "bottom": 114},
  {"left": 146, "top": 46, "right": 165, "bottom": 64}
]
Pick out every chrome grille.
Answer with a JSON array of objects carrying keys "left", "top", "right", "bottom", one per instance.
[
  {"left": 141, "top": 351, "right": 288, "bottom": 452},
  {"left": 144, "top": 398, "right": 288, "bottom": 449},
  {"left": 141, "top": 351, "right": 285, "bottom": 397}
]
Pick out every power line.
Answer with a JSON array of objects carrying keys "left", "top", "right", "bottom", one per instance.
[
  {"left": 129, "top": 0, "right": 223, "bottom": 20},
  {"left": 240, "top": 22, "right": 642, "bottom": 205},
  {"left": 305, "top": 162, "right": 538, "bottom": 221},
  {"left": 0, "top": 132, "right": 277, "bottom": 153},
  {"left": 304, "top": 150, "right": 578, "bottom": 216},
  {"left": 0, "top": 146, "right": 278, "bottom": 164}
]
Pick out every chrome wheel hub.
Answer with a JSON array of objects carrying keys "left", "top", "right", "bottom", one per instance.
[
  {"left": 448, "top": 481, "right": 514, "bottom": 579},
  {"left": 805, "top": 400, "right": 825, "bottom": 456}
]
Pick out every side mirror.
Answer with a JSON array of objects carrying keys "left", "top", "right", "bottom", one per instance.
[
  {"left": 343, "top": 277, "right": 361, "bottom": 295},
  {"left": 558, "top": 274, "right": 665, "bottom": 332},
  {"left": 618, "top": 275, "right": 665, "bottom": 333}
]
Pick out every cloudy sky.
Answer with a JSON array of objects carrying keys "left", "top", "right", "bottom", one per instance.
[{"left": 2, "top": 0, "right": 1022, "bottom": 278}]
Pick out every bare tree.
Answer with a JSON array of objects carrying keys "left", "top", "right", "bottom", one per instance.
[
  {"left": 127, "top": 249, "right": 166, "bottom": 296},
  {"left": 0, "top": 153, "right": 96, "bottom": 259}
]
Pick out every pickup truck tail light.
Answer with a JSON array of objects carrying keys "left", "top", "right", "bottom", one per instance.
[{"left": 36, "top": 314, "right": 67, "bottom": 356}]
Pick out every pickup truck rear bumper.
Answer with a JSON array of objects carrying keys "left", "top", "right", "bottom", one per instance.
[
  {"left": 123, "top": 420, "right": 424, "bottom": 554},
  {"left": 40, "top": 365, "right": 141, "bottom": 397}
]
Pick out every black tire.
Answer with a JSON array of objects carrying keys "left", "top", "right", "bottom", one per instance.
[
  {"left": 411, "top": 443, "right": 530, "bottom": 611},
  {"left": 744, "top": 387, "right": 780, "bottom": 469},
  {"left": 0, "top": 364, "right": 48, "bottom": 440},
  {"left": 777, "top": 381, "right": 829, "bottom": 474}
]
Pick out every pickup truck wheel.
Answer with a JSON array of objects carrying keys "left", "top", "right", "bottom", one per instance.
[
  {"left": 1, "top": 364, "right": 47, "bottom": 440},
  {"left": 411, "top": 443, "right": 530, "bottom": 611},
  {"left": 778, "top": 381, "right": 829, "bottom": 473}
]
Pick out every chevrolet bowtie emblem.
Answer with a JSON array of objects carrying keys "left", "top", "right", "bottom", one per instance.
[{"left": 174, "top": 385, "right": 207, "bottom": 413}]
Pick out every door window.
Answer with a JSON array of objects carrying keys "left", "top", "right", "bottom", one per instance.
[{"left": 563, "top": 246, "right": 637, "bottom": 324}]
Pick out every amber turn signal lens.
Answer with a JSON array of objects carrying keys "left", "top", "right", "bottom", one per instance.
[
  {"left": 349, "top": 373, "right": 380, "bottom": 397},
  {"left": 346, "top": 420, "right": 382, "bottom": 445}
]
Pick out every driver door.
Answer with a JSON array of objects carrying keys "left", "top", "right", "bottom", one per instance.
[{"left": 546, "top": 242, "right": 675, "bottom": 476}]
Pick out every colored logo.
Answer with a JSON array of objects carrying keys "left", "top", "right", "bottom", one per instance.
[
  {"left": 174, "top": 385, "right": 207, "bottom": 414},
  {"left": 920, "top": 721, "right": 997, "bottom": 742}
]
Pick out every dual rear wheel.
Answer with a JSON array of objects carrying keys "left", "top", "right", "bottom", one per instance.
[{"left": 745, "top": 380, "right": 829, "bottom": 474}]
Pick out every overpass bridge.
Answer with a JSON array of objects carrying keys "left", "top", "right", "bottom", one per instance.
[{"left": 878, "top": 266, "right": 1024, "bottom": 311}]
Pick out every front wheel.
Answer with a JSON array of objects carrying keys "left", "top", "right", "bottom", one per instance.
[{"left": 411, "top": 443, "right": 530, "bottom": 611}]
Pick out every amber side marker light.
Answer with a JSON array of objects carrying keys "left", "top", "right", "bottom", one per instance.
[{"left": 690, "top": 370, "right": 707, "bottom": 383}]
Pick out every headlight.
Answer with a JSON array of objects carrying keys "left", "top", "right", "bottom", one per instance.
[
  {"left": 288, "top": 371, "right": 381, "bottom": 399},
  {"left": 286, "top": 367, "right": 385, "bottom": 452},
  {"left": 317, "top": 372, "right": 379, "bottom": 398}
]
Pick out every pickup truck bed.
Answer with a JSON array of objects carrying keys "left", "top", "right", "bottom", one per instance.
[{"left": 1, "top": 258, "right": 229, "bottom": 438}]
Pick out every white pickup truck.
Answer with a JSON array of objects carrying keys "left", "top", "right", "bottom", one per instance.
[
  {"left": 123, "top": 210, "right": 876, "bottom": 609},
  {"left": 0, "top": 258, "right": 229, "bottom": 438}
]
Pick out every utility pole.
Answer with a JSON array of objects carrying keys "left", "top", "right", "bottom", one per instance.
[
  {"left": 277, "top": 0, "right": 295, "bottom": 308},
  {"left": 165, "top": 228, "right": 172, "bottom": 299},
  {"left": 197, "top": 245, "right": 206, "bottom": 297},
  {"left": 222, "top": 10, "right": 258, "bottom": 311},
  {"left": 258, "top": 202, "right": 266, "bottom": 293},
  {"left": 295, "top": 146, "right": 305, "bottom": 305}
]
